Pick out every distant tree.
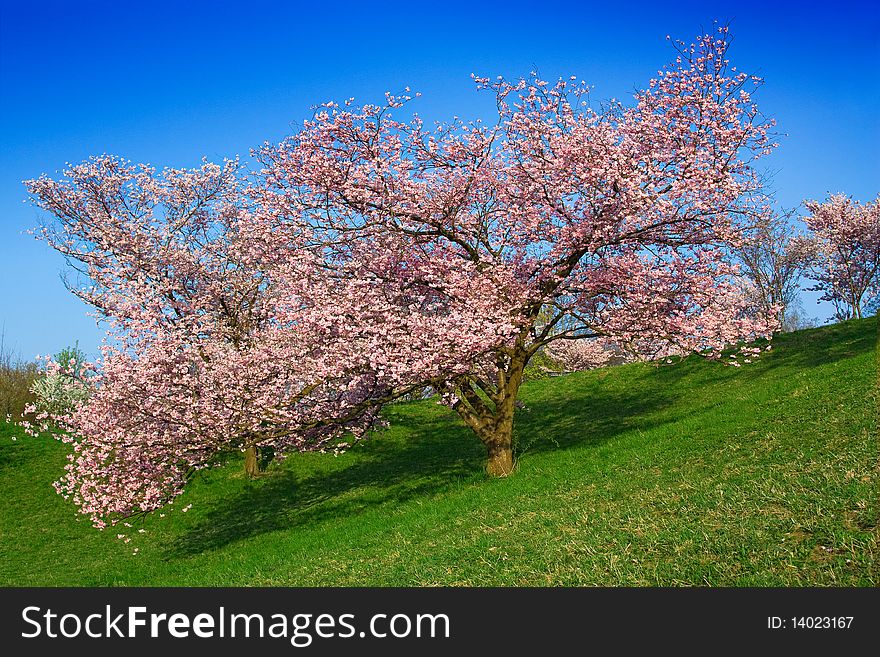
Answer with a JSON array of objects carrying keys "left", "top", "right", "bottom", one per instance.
[
  {"left": 28, "top": 344, "right": 91, "bottom": 418},
  {"left": 0, "top": 329, "right": 38, "bottom": 421},
  {"left": 734, "top": 209, "right": 812, "bottom": 331},
  {"left": 802, "top": 194, "right": 880, "bottom": 321},
  {"left": 777, "top": 301, "right": 817, "bottom": 332},
  {"left": 544, "top": 337, "right": 628, "bottom": 372}
]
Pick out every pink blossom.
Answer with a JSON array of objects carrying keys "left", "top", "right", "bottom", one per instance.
[{"left": 802, "top": 194, "right": 880, "bottom": 320}]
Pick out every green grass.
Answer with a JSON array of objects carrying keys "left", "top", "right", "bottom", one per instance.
[{"left": 0, "top": 318, "right": 876, "bottom": 586}]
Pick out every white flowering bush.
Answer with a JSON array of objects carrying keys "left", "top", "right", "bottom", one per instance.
[
  {"left": 31, "top": 370, "right": 90, "bottom": 416},
  {"left": 24, "top": 345, "right": 92, "bottom": 431}
]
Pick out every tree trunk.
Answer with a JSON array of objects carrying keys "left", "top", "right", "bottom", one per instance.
[
  {"left": 244, "top": 445, "right": 261, "bottom": 477},
  {"left": 485, "top": 433, "right": 514, "bottom": 477},
  {"left": 445, "top": 345, "right": 527, "bottom": 478}
]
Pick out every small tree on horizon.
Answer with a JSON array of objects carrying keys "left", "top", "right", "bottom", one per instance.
[
  {"left": 802, "top": 194, "right": 880, "bottom": 321},
  {"left": 733, "top": 209, "right": 812, "bottom": 332}
]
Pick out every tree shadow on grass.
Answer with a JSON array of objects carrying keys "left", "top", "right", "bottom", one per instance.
[
  {"left": 0, "top": 442, "right": 18, "bottom": 471},
  {"left": 515, "top": 376, "right": 675, "bottom": 456},
  {"left": 165, "top": 379, "right": 676, "bottom": 558},
  {"left": 0, "top": 430, "right": 60, "bottom": 471},
  {"left": 164, "top": 419, "right": 484, "bottom": 558}
]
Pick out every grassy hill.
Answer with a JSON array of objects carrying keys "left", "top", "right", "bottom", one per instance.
[{"left": 0, "top": 318, "right": 876, "bottom": 586}]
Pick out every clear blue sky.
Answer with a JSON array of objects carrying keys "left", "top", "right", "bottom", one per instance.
[{"left": 1, "top": 0, "right": 878, "bottom": 359}]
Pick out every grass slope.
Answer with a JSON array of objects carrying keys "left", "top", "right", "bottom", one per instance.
[{"left": 0, "top": 318, "right": 876, "bottom": 586}]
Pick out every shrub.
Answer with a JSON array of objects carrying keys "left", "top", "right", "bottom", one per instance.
[
  {"left": 0, "top": 332, "right": 38, "bottom": 421},
  {"left": 29, "top": 343, "right": 91, "bottom": 417}
]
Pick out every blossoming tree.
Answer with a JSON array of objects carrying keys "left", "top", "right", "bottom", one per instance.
[
  {"left": 24, "top": 156, "right": 516, "bottom": 525},
  {"left": 256, "top": 28, "right": 778, "bottom": 477},
  {"left": 26, "top": 28, "right": 778, "bottom": 527},
  {"left": 734, "top": 209, "right": 812, "bottom": 330},
  {"left": 24, "top": 158, "right": 425, "bottom": 525},
  {"left": 802, "top": 194, "right": 880, "bottom": 321}
]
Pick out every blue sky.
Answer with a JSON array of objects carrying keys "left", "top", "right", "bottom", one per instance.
[{"left": 1, "top": 0, "right": 878, "bottom": 359}]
